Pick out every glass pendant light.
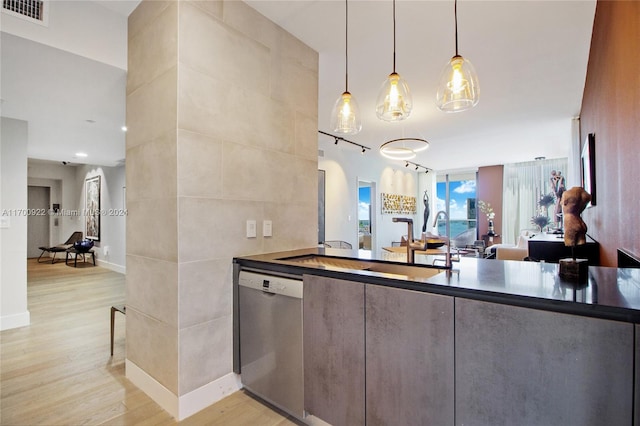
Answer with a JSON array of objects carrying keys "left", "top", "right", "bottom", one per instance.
[
  {"left": 330, "top": 0, "right": 362, "bottom": 135},
  {"left": 375, "top": 0, "right": 412, "bottom": 122},
  {"left": 436, "top": 0, "right": 480, "bottom": 112}
]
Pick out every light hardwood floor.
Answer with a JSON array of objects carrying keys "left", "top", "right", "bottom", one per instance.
[{"left": 1, "top": 259, "right": 299, "bottom": 426}]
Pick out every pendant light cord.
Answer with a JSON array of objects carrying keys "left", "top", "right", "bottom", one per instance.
[
  {"left": 454, "top": 0, "right": 459, "bottom": 56},
  {"left": 345, "top": 0, "right": 349, "bottom": 92},
  {"left": 392, "top": 0, "right": 396, "bottom": 73}
]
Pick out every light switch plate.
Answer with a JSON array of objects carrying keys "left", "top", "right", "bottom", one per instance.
[
  {"left": 246, "top": 220, "right": 257, "bottom": 238},
  {"left": 263, "top": 220, "right": 272, "bottom": 237}
]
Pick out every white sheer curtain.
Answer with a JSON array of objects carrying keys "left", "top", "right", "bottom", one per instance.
[{"left": 502, "top": 158, "right": 568, "bottom": 244}]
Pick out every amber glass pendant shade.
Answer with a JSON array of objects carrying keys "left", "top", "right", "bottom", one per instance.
[
  {"left": 436, "top": 55, "right": 480, "bottom": 112},
  {"left": 436, "top": 0, "right": 480, "bottom": 113},
  {"left": 331, "top": 0, "right": 361, "bottom": 134},
  {"left": 331, "top": 91, "right": 362, "bottom": 134}
]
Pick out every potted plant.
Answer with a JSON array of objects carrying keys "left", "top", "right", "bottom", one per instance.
[
  {"left": 531, "top": 215, "right": 550, "bottom": 233},
  {"left": 532, "top": 193, "right": 555, "bottom": 233}
]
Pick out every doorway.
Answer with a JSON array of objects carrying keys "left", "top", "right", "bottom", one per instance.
[
  {"left": 357, "top": 180, "right": 376, "bottom": 253},
  {"left": 27, "top": 186, "right": 50, "bottom": 258}
]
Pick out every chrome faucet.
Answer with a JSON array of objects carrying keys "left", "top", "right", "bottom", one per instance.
[
  {"left": 432, "top": 210, "right": 453, "bottom": 269},
  {"left": 392, "top": 217, "right": 426, "bottom": 264}
]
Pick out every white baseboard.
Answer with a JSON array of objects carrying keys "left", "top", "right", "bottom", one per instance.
[
  {"left": 125, "top": 359, "right": 241, "bottom": 420},
  {"left": 305, "top": 414, "right": 332, "bottom": 426},
  {"left": 178, "top": 371, "right": 242, "bottom": 420},
  {"left": 126, "top": 360, "right": 179, "bottom": 418},
  {"left": 96, "top": 259, "right": 125, "bottom": 274},
  {"left": 0, "top": 310, "right": 30, "bottom": 331}
]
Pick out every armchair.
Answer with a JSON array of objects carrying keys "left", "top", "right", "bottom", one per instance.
[{"left": 490, "top": 230, "right": 535, "bottom": 261}]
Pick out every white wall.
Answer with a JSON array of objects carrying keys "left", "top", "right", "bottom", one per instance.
[
  {"left": 1, "top": 0, "right": 128, "bottom": 69},
  {"left": 76, "top": 164, "right": 126, "bottom": 272},
  {"left": 319, "top": 144, "right": 436, "bottom": 254},
  {"left": 1, "top": 118, "right": 30, "bottom": 330}
]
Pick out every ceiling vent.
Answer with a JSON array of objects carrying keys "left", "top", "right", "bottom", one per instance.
[{"left": 2, "top": 0, "right": 48, "bottom": 25}]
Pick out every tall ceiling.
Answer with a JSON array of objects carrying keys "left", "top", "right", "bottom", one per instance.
[
  {"left": 246, "top": 0, "right": 596, "bottom": 171},
  {"left": 1, "top": 0, "right": 596, "bottom": 170},
  {"left": 1, "top": 32, "right": 127, "bottom": 167}
]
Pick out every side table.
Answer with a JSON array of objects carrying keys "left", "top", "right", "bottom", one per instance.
[
  {"left": 66, "top": 248, "right": 96, "bottom": 267},
  {"left": 482, "top": 234, "right": 501, "bottom": 247},
  {"left": 111, "top": 305, "right": 126, "bottom": 356}
]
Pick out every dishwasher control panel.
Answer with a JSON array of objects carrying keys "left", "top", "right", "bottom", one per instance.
[{"left": 238, "top": 271, "right": 303, "bottom": 299}]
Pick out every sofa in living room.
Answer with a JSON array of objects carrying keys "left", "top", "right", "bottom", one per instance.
[{"left": 487, "top": 229, "right": 536, "bottom": 261}]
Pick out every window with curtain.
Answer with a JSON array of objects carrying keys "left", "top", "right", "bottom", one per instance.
[{"left": 502, "top": 158, "right": 568, "bottom": 244}]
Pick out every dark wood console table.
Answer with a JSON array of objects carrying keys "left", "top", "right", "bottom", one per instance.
[
  {"left": 481, "top": 234, "right": 501, "bottom": 247},
  {"left": 527, "top": 233, "right": 600, "bottom": 265}
]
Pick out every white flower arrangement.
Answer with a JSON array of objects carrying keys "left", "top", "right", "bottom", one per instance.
[{"left": 478, "top": 200, "right": 495, "bottom": 219}]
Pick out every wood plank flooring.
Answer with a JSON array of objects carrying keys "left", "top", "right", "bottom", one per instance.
[{"left": 1, "top": 259, "right": 298, "bottom": 426}]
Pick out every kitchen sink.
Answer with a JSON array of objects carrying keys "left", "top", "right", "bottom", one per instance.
[
  {"left": 276, "top": 254, "right": 372, "bottom": 270},
  {"left": 361, "top": 263, "right": 445, "bottom": 279},
  {"left": 276, "top": 254, "right": 445, "bottom": 279}
]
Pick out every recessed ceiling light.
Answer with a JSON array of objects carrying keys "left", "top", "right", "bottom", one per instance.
[
  {"left": 86, "top": 119, "right": 96, "bottom": 124},
  {"left": 75, "top": 152, "right": 88, "bottom": 158},
  {"left": 121, "top": 126, "right": 127, "bottom": 132}
]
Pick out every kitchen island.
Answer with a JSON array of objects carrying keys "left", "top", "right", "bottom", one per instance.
[{"left": 233, "top": 248, "right": 640, "bottom": 426}]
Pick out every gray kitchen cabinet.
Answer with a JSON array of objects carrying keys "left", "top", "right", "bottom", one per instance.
[
  {"left": 455, "top": 298, "right": 634, "bottom": 426},
  {"left": 303, "top": 275, "right": 365, "bottom": 426},
  {"left": 365, "top": 285, "right": 455, "bottom": 425}
]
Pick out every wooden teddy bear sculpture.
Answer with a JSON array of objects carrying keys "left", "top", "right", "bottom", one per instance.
[{"left": 561, "top": 186, "right": 591, "bottom": 248}]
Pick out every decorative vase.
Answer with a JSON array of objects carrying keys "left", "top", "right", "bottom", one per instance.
[
  {"left": 487, "top": 219, "right": 495, "bottom": 236},
  {"left": 74, "top": 239, "right": 94, "bottom": 253}
]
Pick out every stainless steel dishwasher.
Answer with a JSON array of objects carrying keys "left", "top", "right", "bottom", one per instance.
[{"left": 237, "top": 270, "right": 304, "bottom": 420}]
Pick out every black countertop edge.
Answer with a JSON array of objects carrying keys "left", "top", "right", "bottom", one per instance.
[{"left": 233, "top": 255, "right": 640, "bottom": 324}]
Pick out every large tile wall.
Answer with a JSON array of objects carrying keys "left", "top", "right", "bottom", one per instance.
[{"left": 126, "top": 0, "right": 318, "bottom": 400}]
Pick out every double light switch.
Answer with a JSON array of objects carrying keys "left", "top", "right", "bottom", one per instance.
[{"left": 246, "top": 220, "right": 273, "bottom": 238}]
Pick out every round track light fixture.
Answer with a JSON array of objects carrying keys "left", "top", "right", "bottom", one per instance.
[{"left": 379, "top": 137, "right": 429, "bottom": 160}]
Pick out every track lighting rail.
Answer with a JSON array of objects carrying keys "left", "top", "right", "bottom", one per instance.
[
  {"left": 319, "top": 130, "right": 371, "bottom": 153},
  {"left": 404, "top": 160, "right": 431, "bottom": 174}
]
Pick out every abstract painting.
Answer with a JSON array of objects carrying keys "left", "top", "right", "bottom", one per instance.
[{"left": 85, "top": 175, "right": 101, "bottom": 241}]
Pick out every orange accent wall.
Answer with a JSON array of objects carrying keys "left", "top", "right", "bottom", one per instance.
[
  {"left": 579, "top": 0, "right": 640, "bottom": 266},
  {"left": 477, "top": 165, "right": 504, "bottom": 242}
]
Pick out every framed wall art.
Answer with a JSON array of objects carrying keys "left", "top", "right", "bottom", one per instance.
[
  {"left": 581, "top": 133, "right": 596, "bottom": 206},
  {"left": 85, "top": 175, "right": 101, "bottom": 241},
  {"left": 381, "top": 193, "right": 417, "bottom": 214}
]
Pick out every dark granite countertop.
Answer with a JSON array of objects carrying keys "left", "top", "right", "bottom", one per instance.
[{"left": 234, "top": 247, "right": 640, "bottom": 323}]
